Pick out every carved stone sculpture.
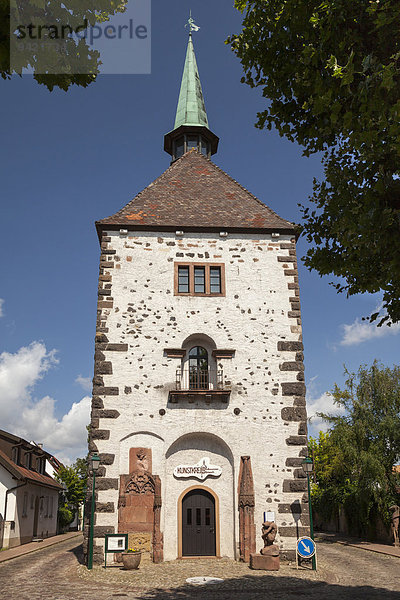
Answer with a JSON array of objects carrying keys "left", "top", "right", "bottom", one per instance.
[
  {"left": 389, "top": 505, "right": 400, "bottom": 547},
  {"left": 250, "top": 521, "right": 280, "bottom": 571},
  {"left": 260, "top": 521, "right": 279, "bottom": 556}
]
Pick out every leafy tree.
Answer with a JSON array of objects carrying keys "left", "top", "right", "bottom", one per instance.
[
  {"left": 228, "top": 1, "right": 400, "bottom": 325},
  {"left": 310, "top": 361, "right": 400, "bottom": 536},
  {"left": 56, "top": 458, "right": 88, "bottom": 505},
  {"left": 1, "top": 1, "right": 126, "bottom": 91}
]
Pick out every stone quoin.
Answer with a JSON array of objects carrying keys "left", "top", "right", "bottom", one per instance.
[{"left": 84, "top": 22, "right": 310, "bottom": 565}]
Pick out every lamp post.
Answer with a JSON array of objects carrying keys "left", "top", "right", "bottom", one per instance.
[
  {"left": 87, "top": 453, "right": 100, "bottom": 570},
  {"left": 302, "top": 456, "right": 316, "bottom": 570}
]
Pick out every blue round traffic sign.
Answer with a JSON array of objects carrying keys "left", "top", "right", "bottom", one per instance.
[{"left": 296, "top": 536, "right": 316, "bottom": 558}]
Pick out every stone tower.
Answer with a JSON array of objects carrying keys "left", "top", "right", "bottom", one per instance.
[{"left": 84, "top": 30, "right": 310, "bottom": 565}]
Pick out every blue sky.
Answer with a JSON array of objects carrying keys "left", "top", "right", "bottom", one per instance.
[{"left": 1, "top": 0, "right": 399, "bottom": 463}]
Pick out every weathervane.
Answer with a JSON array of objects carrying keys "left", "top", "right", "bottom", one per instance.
[{"left": 185, "top": 10, "right": 200, "bottom": 33}]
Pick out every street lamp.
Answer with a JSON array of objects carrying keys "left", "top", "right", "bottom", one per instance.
[
  {"left": 87, "top": 453, "right": 100, "bottom": 570},
  {"left": 302, "top": 456, "right": 316, "bottom": 570}
]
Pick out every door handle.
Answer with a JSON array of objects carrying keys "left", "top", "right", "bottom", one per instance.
[
  {"left": 210, "top": 528, "right": 215, "bottom": 533},
  {"left": 196, "top": 528, "right": 201, "bottom": 533}
]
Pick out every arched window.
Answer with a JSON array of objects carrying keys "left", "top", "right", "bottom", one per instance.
[{"left": 188, "top": 346, "right": 208, "bottom": 389}]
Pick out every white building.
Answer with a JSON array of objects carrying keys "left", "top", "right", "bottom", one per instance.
[
  {"left": 0, "top": 430, "right": 62, "bottom": 549},
  {"left": 85, "top": 31, "right": 310, "bottom": 565}
]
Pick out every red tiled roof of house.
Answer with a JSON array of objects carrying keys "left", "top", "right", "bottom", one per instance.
[
  {"left": 96, "top": 150, "right": 296, "bottom": 234},
  {"left": 0, "top": 449, "right": 62, "bottom": 490}
]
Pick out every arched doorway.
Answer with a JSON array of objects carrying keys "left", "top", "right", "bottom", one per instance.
[
  {"left": 188, "top": 346, "right": 208, "bottom": 389},
  {"left": 181, "top": 488, "right": 216, "bottom": 556}
]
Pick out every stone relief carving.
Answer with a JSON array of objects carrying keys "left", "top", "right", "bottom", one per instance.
[{"left": 125, "top": 471, "right": 155, "bottom": 495}]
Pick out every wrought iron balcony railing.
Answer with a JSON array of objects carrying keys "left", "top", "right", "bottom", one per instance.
[{"left": 169, "top": 367, "right": 230, "bottom": 403}]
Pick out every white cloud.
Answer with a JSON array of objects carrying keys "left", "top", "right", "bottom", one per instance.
[
  {"left": 0, "top": 298, "right": 4, "bottom": 317},
  {"left": 339, "top": 310, "right": 400, "bottom": 347},
  {"left": 0, "top": 342, "right": 90, "bottom": 463},
  {"left": 306, "top": 376, "right": 346, "bottom": 437},
  {"left": 75, "top": 374, "right": 92, "bottom": 392},
  {"left": 307, "top": 392, "right": 344, "bottom": 435}
]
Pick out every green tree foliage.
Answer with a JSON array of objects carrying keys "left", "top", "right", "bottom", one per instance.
[
  {"left": 58, "top": 505, "right": 74, "bottom": 529},
  {"left": 309, "top": 362, "right": 400, "bottom": 536},
  {"left": 228, "top": 1, "right": 400, "bottom": 325},
  {"left": 56, "top": 458, "right": 88, "bottom": 505},
  {"left": 1, "top": 1, "right": 127, "bottom": 91}
]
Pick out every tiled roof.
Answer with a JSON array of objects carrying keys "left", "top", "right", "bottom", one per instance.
[
  {"left": 97, "top": 150, "right": 295, "bottom": 233},
  {"left": 0, "top": 449, "right": 62, "bottom": 490}
]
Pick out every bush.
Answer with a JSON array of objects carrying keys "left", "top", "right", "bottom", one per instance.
[{"left": 58, "top": 505, "right": 74, "bottom": 529}]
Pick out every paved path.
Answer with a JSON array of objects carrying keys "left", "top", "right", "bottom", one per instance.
[
  {"left": 0, "top": 535, "right": 400, "bottom": 600},
  {"left": 0, "top": 531, "right": 81, "bottom": 563},
  {"left": 317, "top": 531, "right": 400, "bottom": 558}
]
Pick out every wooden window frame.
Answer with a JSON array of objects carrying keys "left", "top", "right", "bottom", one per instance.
[{"left": 174, "top": 263, "right": 226, "bottom": 297}]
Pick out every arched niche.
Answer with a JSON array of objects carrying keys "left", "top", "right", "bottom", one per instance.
[{"left": 165, "top": 431, "right": 234, "bottom": 466}]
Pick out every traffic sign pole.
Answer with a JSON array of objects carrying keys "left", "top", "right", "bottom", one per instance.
[{"left": 306, "top": 471, "right": 317, "bottom": 570}]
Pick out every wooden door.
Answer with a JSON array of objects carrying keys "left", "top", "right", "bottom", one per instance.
[{"left": 182, "top": 489, "right": 216, "bottom": 556}]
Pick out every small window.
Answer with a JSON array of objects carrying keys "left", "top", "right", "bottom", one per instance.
[
  {"left": 187, "top": 135, "right": 199, "bottom": 150},
  {"left": 25, "top": 453, "right": 31, "bottom": 469},
  {"left": 210, "top": 267, "right": 221, "bottom": 294},
  {"left": 30, "top": 495, "right": 34, "bottom": 510},
  {"left": 12, "top": 447, "right": 20, "bottom": 464},
  {"left": 196, "top": 508, "right": 201, "bottom": 526},
  {"left": 174, "top": 263, "right": 225, "bottom": 297},
  {"left": 205, "top": 508, "right": 211, "bottom": 526},
  {"left": 175, "top": 136, "right": 184, "bottom": 159},
  {"left": 194, "top": 266, "right": 205, "bottom": 293},
  {"left": 37, "top": 457, "right": 45, "bottom": 474},
  {"left": 187, "top": 508, "right": 192, "bottom": 525},
  {"left": 200, "top": 138, "right": 210, "bottom": 156},
  {"left": 178, "top": 266, "right": 189, "bottom": 293}
]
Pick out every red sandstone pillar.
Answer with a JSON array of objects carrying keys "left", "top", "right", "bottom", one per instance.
[
  {"left": 238, "top": 456, "right": 256, "bottom": 562},
  {"left": 152, "top": 475, "right": 163, "bottom": 563}
]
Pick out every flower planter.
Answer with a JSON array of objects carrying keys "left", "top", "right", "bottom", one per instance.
[{"left": 121, "top": 551, "right": 142, "bottom": 570}]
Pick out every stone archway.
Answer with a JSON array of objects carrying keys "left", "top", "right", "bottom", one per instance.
[{"left": 164, "top": 431, "right": 235, "bottom": 560}]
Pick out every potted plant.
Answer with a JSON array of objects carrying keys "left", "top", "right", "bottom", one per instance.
[{"left": 121, "top": 547, "right": 142, "bottom": 570}]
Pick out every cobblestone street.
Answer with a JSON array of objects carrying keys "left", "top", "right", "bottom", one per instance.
[{"left": 1, "top": 535, "right": 400, "bottom": 600}]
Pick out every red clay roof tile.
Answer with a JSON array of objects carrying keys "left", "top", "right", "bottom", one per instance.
[
  {"left": 0, "top": 449, "right": 62, "bottom": 490},
  {"left": 97, "top": 150, "right": 295, "bottom": 233}
]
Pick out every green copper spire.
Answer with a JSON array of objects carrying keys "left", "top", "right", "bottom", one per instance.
[
  {"left": 174, "top": 32, "right": 209, "bottom": 130},
  {"left": 164, "top": 15, "right": 219, "bottom": 161}
]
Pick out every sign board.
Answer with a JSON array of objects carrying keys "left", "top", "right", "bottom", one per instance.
[
  {"left": 296, "top": 536, "right": 316, "bottom": 559},
  {"left": 173, "top": 457, "right": 222, "bottom": 481},
  {"left": 105, "top": 533, "right": 128, "bottom": 553},
  {"left": 263, "top": 511, "right": 276, "bottom": 523}
]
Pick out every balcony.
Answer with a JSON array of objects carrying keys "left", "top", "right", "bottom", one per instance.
[{"left": 168, "top": 367, "right": 231, "bottom": 404}]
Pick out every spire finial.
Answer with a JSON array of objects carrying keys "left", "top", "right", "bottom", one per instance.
[{"left": 185, "top": 10, "right": 200, "bottom": 34}]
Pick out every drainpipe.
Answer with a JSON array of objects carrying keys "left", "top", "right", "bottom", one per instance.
[{"left": 3, "top": 480, "right": 27, "bottom": 548}]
